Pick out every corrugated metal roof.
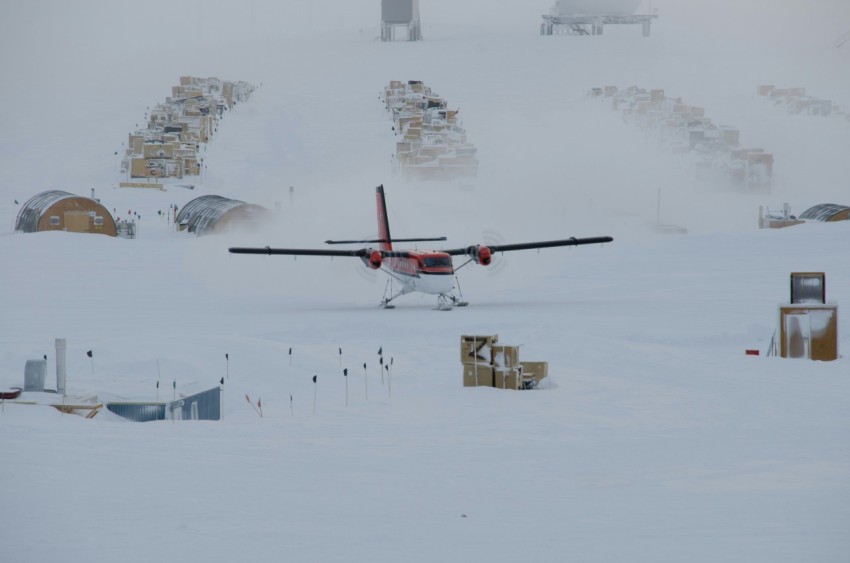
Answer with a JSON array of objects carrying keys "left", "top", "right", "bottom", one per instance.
[
  {"left": 176, "top": 195, "right": 268, "bottom": 236},
  {"left": 14, "top": 190, "right": 75, "bottom": 232},
  {"left": 800, "top": 203, "right": 850, "bottom": 222}
]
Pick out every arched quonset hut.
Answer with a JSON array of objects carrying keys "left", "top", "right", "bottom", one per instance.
[
  {"left": 15, "top": 190, "right": 117, "bottom": 236},
  {"left": 176, "top": 195, "right": 271, "bottom": 236},
  {"left": 800, "top": 203, "right": 850, "bottom": 223}
]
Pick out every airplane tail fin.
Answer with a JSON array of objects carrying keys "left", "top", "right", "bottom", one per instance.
[{"left": 376, "top": 185, "right": 392, "bottom": 251}]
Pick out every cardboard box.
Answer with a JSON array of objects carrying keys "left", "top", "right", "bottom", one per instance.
[
  {"left": 461, "top": 335, "right": 498, "bottom": 364},
  {"left": 463, "top": 364, "right": 494, "bottom": 387},
  {"left": 491, "top": 345, "right": 519, "bottom": 369},
  {"left": 520, "top": 361, "right": 549, "bottom": 384},
  {"left": 493, "top": 368, "right": 521, "bottom": 390}
]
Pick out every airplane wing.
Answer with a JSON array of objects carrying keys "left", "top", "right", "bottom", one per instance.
[
  {"left": 228, "top": 247, "right": 413, "bottom": 258},
  {"left": 442, "top": 236, "right": 613, "bottom": 256},
  {"left": 230, "top": 246, "right": 364, "bottom": 257}
]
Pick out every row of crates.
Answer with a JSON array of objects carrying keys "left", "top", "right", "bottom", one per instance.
[
  {"left": 121, "top": 76, "right": 255, "bottom": 180},
  {"left": 460, "top": 335, "right": 548, "bottom": 390},
  {"left": 384, "top": 80, "right": 478, "bottom": 181},
  {"left": 592, "top": 85, "right": 773, "bottom": 191}
]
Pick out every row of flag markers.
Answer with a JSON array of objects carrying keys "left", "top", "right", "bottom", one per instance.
[{"left": 216, "top": 345, "right": 395, "bottom": 416}]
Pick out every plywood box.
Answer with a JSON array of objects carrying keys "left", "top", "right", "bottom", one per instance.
[
  {"left": 494, "top": 368, "right": 521, "bottom": 390},
  {"left": 520, "top": 361, "right": 548, "bottom": 384},
  {"left": 778, "top": 304, "right": 838, "bottom": 361},
  {"left": 461, "top": 335, "right": 498, "bottom": 364},
  {"left": 491, "top": 345, "right": 519, "bottom": 369},
  {"left": 463, "top": 364, "right": 494, "bottom": 387},
  {"left": 757, "top": 85, "right": 775, "bottom": 96},
  {"left": 720, "top": 127, "right": 740, "bottom": 147},
  {"left": 143, "top": 143, "right": 174, "bottom": 159}
]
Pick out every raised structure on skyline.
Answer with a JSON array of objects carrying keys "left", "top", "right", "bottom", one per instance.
[
  {"left": 381, "top": 0, "right": 421, "bottom": 41},
  {"left": 541, "top": 0, "right": 657, "bottom": 37}
]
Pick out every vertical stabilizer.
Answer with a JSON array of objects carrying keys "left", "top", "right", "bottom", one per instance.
[{"left": 376, "top": 185, "right": 393, "bottom": 251}]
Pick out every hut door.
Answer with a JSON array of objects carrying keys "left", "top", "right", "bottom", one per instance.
[
  {"left": 784, "top": 314, "right": 810, "bottom": 359},
  {"left": 64, "top": 211, "right": 90, "bottom": 232}
]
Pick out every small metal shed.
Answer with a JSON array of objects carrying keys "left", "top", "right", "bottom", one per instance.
[
  {"left": 15, "top": 190, "right": 117, "bottom": 236},
  {"left": 106, "top": 387, "right": 221, "bottom": 422},
  {"left": 799, "top": 203, "right": 850, "bottom": 222},
  {"left": 176, "top": 195, "right": 271, "bottom": 236}
]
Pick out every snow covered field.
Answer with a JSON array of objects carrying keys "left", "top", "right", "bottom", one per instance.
[{"left": 1, "top": 1, "right": 849, "bottom": 561}]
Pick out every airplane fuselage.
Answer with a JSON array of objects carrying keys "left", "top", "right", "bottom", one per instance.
[{"left": 385, "top": 251, "right": 454, "bottom": 295}]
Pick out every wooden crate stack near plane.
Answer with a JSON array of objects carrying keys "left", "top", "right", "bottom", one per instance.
[{"left": 461, "top": 335, "right": 549, "bottom": 390}]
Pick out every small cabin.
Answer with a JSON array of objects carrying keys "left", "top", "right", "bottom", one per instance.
[{"left": 15, "top": 190, "right": 117, "bottom": 236}]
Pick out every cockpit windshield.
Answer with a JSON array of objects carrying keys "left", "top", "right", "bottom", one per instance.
[{"left": 422, "top": 256, "right": 452, "bottom": 268}]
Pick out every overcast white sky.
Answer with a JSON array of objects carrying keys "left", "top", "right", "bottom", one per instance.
[{"left": 1, "top": 0, "right": 848, "bottom": 54}]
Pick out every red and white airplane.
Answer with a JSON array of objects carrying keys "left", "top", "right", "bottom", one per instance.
[{"left": 229, "top": 185, "right": 613, "bottom": 309}]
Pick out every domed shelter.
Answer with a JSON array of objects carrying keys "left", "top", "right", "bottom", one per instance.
[
  {"left": 15, "top": 190, "right": 117, "bottom": 236},
  {"left": 176, "top": 195, "right": 271, "bottom": 236},
  {"left": 799, "top": 203, "right": 850, "bottom": 223}
]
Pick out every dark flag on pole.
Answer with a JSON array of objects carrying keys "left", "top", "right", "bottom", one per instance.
[
  {"left": 86, "top": 350, "right": 93, "bottom": 358},
  {"left": 343, "top": 368, "right": 348, "bottom": 377},
  {"left": 312, "top": 375, "right": 317, "bottom": 383},
  {"left": 220, "top": 377, "right": 224, "bottom": 385},
  {"left": 156, "top": 381, "right": 159, "bottom": 388},
  {"left": 378, "top": 346, "right": 382, "bottom": 356}
]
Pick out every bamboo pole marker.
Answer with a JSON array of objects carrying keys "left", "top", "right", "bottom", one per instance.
[
  {"left": 363, "top": 362, "right": 368, "bottom": 400},
  {"left": 312, "top": 375, "right": 318, "bottom": 414}
]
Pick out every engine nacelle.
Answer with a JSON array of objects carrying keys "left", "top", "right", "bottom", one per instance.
[
  {"left": 362, "top": 248, "right": 382, "bottom": 270},
  {"left": 469, "top": 245, "right": 492, "bottom": 266}
]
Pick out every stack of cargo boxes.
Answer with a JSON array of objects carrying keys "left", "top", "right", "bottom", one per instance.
[
  {"left": 595, "top": 85, "right": 773, "bottom": 191},
  {"left": 461, "top": 335, "right": 549, "bottom": 390},
  {"left": 384, "top": 80, "right": 478, "bottom": 181},
  {"left": 757, "top": 85, "right": 843, "bottom": 118},
  {"left": 121, "top": 76, "right": 255, "bottom": 182}
]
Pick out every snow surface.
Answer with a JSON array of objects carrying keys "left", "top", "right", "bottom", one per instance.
[{"left": 1, "top": 1, "right": 849, "bottom": 562}]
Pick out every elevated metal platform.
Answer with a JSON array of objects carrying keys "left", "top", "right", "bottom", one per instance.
[{"left": 541, "top": 13, "right": 658, "bottom": 37}]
